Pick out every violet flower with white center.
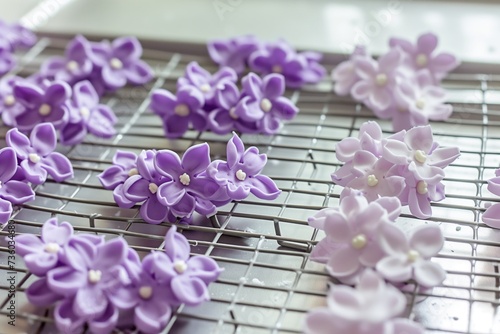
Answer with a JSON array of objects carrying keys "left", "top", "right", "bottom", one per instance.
[
  {"left": 60, "top": 80, "right": 117, "bottom": 145},
  {"left": 0, "top": 76, "right": 25, "bottom": 126},
  {"left": 207, "top": 132, "right": 281, "bottom": 201},
  {"left": 376, "top": 224, "right": 446, "bottom": 287},
  {"left": 351, "top": 48, "right": 402, "bottom": 112},
  {"left": 155, "top": 143, "right": 221, "bottom": 219},
  {"left": 98, "top": 150, "right": 138, "bottom": 190},
  {"left": 0, "top": 20, "right": 37, "bottom": 50},
  {"left": 235, "top": 72, "right": 298, "bottom": 134},
  {"left": 332, "top": 45, "right": 369, "bottom": 96},
  {"left": 299, "top": 51, "right": 327, "bottom": 85},
  {"left": 389, "top": 32, "right": 459, "bottom": 83},
  {"left": 482, "top": 167, "right": 500, "bottom": 228},
  {"left": 177, "top": 61, "right": 237, "bottom": 106},
  {"left": 12, "top": 80, "right": 71, "bottom": 131},
  {"left": 382, "top": 125, "right": 460, "bottom": 183},
  {"left": 40, "top": 35, "right": 93, "bottom": 84},
  {"left": 122, "top": 150, "right": 174, "bottom": 224},
  {"left": 208, "top": 35, "right": 262, "bottom": 74},
  {"left": 6, "top": 123, "right": 74, "bottom": 185},
  {"left": 150, "top": 86, "right": 207, "bottom": 138}
]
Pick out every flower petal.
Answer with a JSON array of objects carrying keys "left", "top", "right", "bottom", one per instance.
[
  {"left": 5, "top": 128, "right": 30, "bottom": 159},
  {"left": 157, "top": 180, "right": 185, "bottom": 206},
  {"left": 134, "top": 300, "right": 172, "bottom": 334},
  {"left": 95, "top": 237, "right": 127, "bottom": 270},
  {"left": 45, "top": 81, "right": 71, "bottom": 106},
  {"left": 226, "top": 133, "right": 245, "bottom": 169},
  {"left": 14, "top": 233, "right": 44, "bottom": 256},
  {"left": 351, "top": 81, "right": 370, "bottom": 101},
  {"left": 182, "top": 143, "right": 211, "bottom": 175},
  {"left": 378, "top": 222, "right": 409, "bottom": 255},
  {"left": 383, "top": 139, "right": 411, "bottom": 165},
  {"left": 262, "top": 73, "right": 285, "bottom": 100},
  {"left": 164, "top": 225, "right": 190, "bottom": 262},
  {"left": 30, "top": 123, "right": 57, "bottom": 156},
  {"left": 171, "top": 275, "right": 209, "bottom": 306},
  {"left": 482, "top": 203, "right": 500, "bottom": 228},
  {"left": 326, "top": 246, "right": 361, "bottom": 277},
  {"left": 41, "top": 152, "right": 74, "bottom": 182},
  {"left": 162, "top": 114, "right": 189, "bottom": 138},
  {"left": 25, "top": 252, "right": 58, "bottom": 276},
  {"left": 42, "top": 218, "right": 73, "bottom": 244},
  {"left": 26, "top": 277, "right": 63, "bottom": 306},
  {"left": 405, "top": 125, "right": 434, "bottom": 152},
  {"left": 248, "top": 174, "right": 281, "bottom": 200},
  {"left": 122, "top": 175, "right": 150, "bottom": 202},
  {"left": 47, "top": 266, "right": 87, "bottom": 296},
  {"left": 87, "top": 105, "right": 117, "bottom": 138},
  {"left": 98, "top": 165, "right": 126, "bottom": 190},
  {"left": 74, "top": 285, "right": 108, "bottom": 317},
  {"left": 408, "top": 189, "right": 432, "bottom": 219},
  {"left": 20, "top": 159, "right": 47, "bottom": 185},
  {"left": 150, "top": 89, "right": 177, "bottom": 116},
  {"left": 413, "top": 260, "right": 446, "bottom": 287},
  {"left": 140, "top": 196, "right": 169, "bottom": 224},
  {"left": 409, "top": 225, "right": 444, "bottom": 258},
  {"left": 322, "top": 212, "right": 350, "bottom": 243},
  {"left": 186, "top": 256, "right": 221, "bottom": 284},
  {"left": 0, "top": 180, "right": 35, "bottom": 204},
  {"left": 428, "top": 146, "right": 460, "bottom": 168},
  {"left": 376, "top": 255, "right": 412, "bottom": 283},
  {"left": 124, "top": 59, "right": 153, "bottom": 85},
  {"left": 0, "top": 198, "right": 12, "bottom": 224},
  {"left": 417, "top": 33, "right": 438, "bottom": 55},
  {"left": 87, "top": 302, "right": 119, "bottom": 334},
  {"left": 54, "top": 298, "right": 86, "bottom": 334}
]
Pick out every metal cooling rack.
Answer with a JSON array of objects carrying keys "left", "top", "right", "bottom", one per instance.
[{"left": 0, "top": 34, "right": 499, "bottom": 334}]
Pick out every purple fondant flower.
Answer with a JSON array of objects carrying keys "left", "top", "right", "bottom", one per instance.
[
  {"left": 13, "top": 80, "right": 71, "bottom": 131},
  {"left": 155, "top": 143, "right": 220, "bottom": 218},
  {"left": 377, "top": 224, "right": 446, "bottom": 287},
  {"left": 332, "top": 45, "right": 368, "bottom": 96},
  {"left": 0, "top": 39, "right": 15, "bottom": 76},
  {"left": 0, "top": 76, "right": 26, "bottom": 126},
  {"left": 236, "top": 72, "right": 298, "bottom": 134},
  {"left": 207, "top": 81, "right": 245, "bottom": 134},
  {"left": 389, "top": 32, "right": 459, "bottom": 83},
  {"left": 207, "top": 35, "right": 262, "bottom": 74},
  {"left": 0, "top": 20, "right": 37, "bottom": 50},
  {"left": 40, "top": 35, "right": 93, "bottom": 84},
  {"left": 6, "top": 123, "right": 74, "bottom": 184},
  {"left": 26, "top": 277, "right": 63, "bottom": 307},
  {"left": 15, "top": 218, "right": 73, "bottom": 276},
  {"left": 207, "top": 133, "right": 280, "bottom": 201},
  {"left": 89, "top": 36, "right": 153, "bottom": 91},
  {"left": 122, "top": 150, "right": 172, "bottom": 224},
  {"left": 60, "top": 80, "right": 117, "bottom": 145},
  {"left": 98, "top": 150, "right": 138, "bottom": 190},
  {"left": 177, "top": 61, "right": 237, "bottom": 106},
  {"left": 150, "top": 86, "right": 207, "bottom": 138}
]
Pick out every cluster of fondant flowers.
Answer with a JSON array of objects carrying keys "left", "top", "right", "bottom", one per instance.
[
  {"left": 304, "top": 270, "right": 424, "bottom": 334},
  {"left": 482, "top": 167, "right": 500, "bottom": 228},
  {"left": 0, "top": 123, "right": 73, "bottom": 224},
  {"left": 0, "top": 20, "right": 37, "bottom": 76},
  {"left": 332, "top": 121, "right": 460, "bottom": 219},
  {"left": 207, "top": 36, "right": 325, "bottom": 88},
  {"left": 333, "top": 33, "right": 459, "bottom": 131},
  {"left": 15, "top": 219, "right": 222, "bottom": 334},
  {"left": 98, "top": 133, "right": 281, "bottom": 224},
  {"left": 150, "top": 61, "right": 299, "bottom": 137}
]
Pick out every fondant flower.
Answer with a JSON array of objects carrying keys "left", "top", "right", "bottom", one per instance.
[
  {"left": 26, "top": 277, "right": 63, "bottom": 307},
  {"left": 98, "top": 150, "right": 138, "bottom": 190},
  {"left": 389, "top": 32, "right": 459, "bottom": 83},
  {"left": 351, "top": 48, "right": 402, "bottom": 112},
  {"left": 377, "top": 224, "right": 446, "bottom": 287},
  {"left": 122, "top": 150, "right": 172, "bottom": 224},
  {"left": 0, "top": 20, "right": 37, "bottom": 50},
  {"left": 40, "top": 35, "right": 93, "bottom": 84},
  {"left": 155, "top": 143, "right": 220, "bottom": 218},
  {"left": 0, "top": 39, "right": 15, "bottom": 77},
  {"left": 300, "top": 51, "right": 327, "bottom": 85},
  {"left": 6, "top": 123, "right": 74, "bottom": 184},
  {"left": 15, "top": 218, "right": 73, "bottom": 276},
  {"left": 89, "top": 36, "right": 153, "bottom": 90},
  {"left": 207, "top": 133, "right": 281, "bottom": 201},
  {"left": 177, "top": 61, "right": 237, "bottom": 106},
  {"left": 13, "top": 80, "right": 71, "bottom": 131},
  {"left": 482, "top": 168, "right": 500, "bottom": 228},
  {"left": 147, "top": 226, "right": 222, "bottom": 306},
  {"left": 236, "top": 72, "right": 298, "bottom": 134},
  {"left": 207, "top": 35, "right": 262, "bottom": 74},
  {"left": 60, "top": 80, "right": 117, "bottom": 145},
  {"left": 332, "top": 45, "right": 368, "bottom": 96},
  {"left": 0, "top": 76, "right": 26, "bottom": 126},
  {"left": 150, "top": 86, "right": 207, "bottom": 138}
]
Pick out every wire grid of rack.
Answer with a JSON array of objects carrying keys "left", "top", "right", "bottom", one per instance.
[{"left": 0, "top": 34, "right": 499, "bottom": 334}]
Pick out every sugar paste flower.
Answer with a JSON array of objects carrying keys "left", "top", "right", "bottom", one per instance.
[
  {"left": 332, "top": 45, "right": 368, "bottom": 96},
  {"left": 150, "top": 85, "right": 207, "bottom": 138},
  {"left": 208, "top": 35, "right": 262, "bottom": 74},
  {"left": 12, "top": 80, "right": 71, "bottom": 131},
  {"left": 0, "top": 76, "right": 26, "bottom": 126},
  {"left": 60, "top": 80, "right": 117, "bottom": 145},
  {"left": 377, "top": 224, "right": 446, "bottom": 287},
  {"left": 483, "top": 167, "right": 500, "bottom": 228},
  {"left": 235, "top": 72, "right": 298, "bottom": 134},
  {"left": 0, "top": 20, "right": 37, "bottom": 50},
  {"left": 6, "top": 122, "right": 74, "bottom": 184},
  {"left": 207, "top": 132, "right": 280, "bottom": 201},
  {"left": 0, "top": 39, "right": 15, "bottom": 76}
]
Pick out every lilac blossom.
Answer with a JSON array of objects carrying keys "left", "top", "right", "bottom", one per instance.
[{"left": 207, "top": 35, "right": 262, "bottom": 74}]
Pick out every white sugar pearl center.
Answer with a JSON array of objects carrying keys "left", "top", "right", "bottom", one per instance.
[
  {"left": 88, "top": 269, "right": 102, "bottom": 283},
  {"left": 414, "top": 150, "right": 427, "bottom": 163},
  {"left": 407, "top": 249, "right": 420, "bottom": 262},
  {"left": 351, "top": 234, "right": 367, "bottom": 249},
  {"left": 3, "top": 95, "right": 15, "bottom": 106},
  {"left": 200, "top": 83, "right": 211, "bottom": 93},
  {"left": 367, "top": 174, "right": 378, "bottom": 187},
  {"left": 415, "top": 99, "right": 425, "bottom": 109},
  {"left": 128, "top": 168, "right": 139, "bottom": 177},
  {"left": 260, "top": 98, "right": 272, "bottom": 112},
  {"left": 236, "top": 169, "right": 247, "bottom": 181},
  {"left": 375, "top": 73, "right": 388, "bottom": 86},
  {"left": 39, "top": 103, "right": 51, "bottom": 116},
  {"left": 272, "top": 65, "right": 282, "bottom": 73},
  {"left": 174, "top": 104, "right": 190, "bottom": 117},
  {"left": 179, "top": 173, "right": 190, "bottom": 186},
  {"left": 229, "top": 107, "right": 238, "bottom": 119},
  {"left": 139, "top": 286, "right": 153, "bottom": 300},
  {"left": 44, "top": 243, "right": 60, "bottom": 253},
  {"left": 148, "top": 183, "right": 158, "bottom": 194},
  {"left": 29, "top": 153, "right": 41, "bottom": 164},
  {"left": 80, "top": 107, "right": 90, "bottom": 118},
  {"left": 174, "top": 260, "right": 188, "bottom": 274},
  {"left": 66, "top": 60, "right": 79, "bottom": 71},
  {"left": 110, "top": 57, "right": 123, "bottom": 70},
  {"left": 416, "top": 180, "right": 428, "bottom": 195},
  {"left": 416, "top": 54, "right": 428, "bottom": 67}
]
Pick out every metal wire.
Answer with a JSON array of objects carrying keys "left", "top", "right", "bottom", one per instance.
[{"left": 0, "top": 35, "right": 499, "bottom": 334}]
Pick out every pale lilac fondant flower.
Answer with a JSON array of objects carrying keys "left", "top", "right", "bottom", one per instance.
[
  {"left": 483, "top": 168, "right": 500, "bottom": 228},
  {"left": 377, "top": 224, "right": 446, "bottom": 287},
  {"left": 236, "top": 72, "right": 298, "bottom": 134},
  {"left": 150, "top": 86, "right": 207, "bottom": 138},
  {"left": 0, "top": 76, "right": 26, "bottom": 126},
  {"left": 207, "top": 133, "right": 280, "bottom": 201},
  {"left": 351, "top": 48, "right": 402, "bottom": 112},
  {"left": 177, "top": 61, "right": 237, "bottom": 105},
  {"left": 6, "top": 123, "right": 74, "bottom": 184},
  {"left": 60, "top": 80, "right": 117, "bottom": 145},
  {"left": 40, "top": 35, "right": 93, "bottom": 84},
  {"left": 155, "top": 143, "right": 220, "bottom": 218},
  {"left": 15, "top": 218, "right": 73, "bottom": 276},
  {"left": 13, "top": 80, "right": 71, "bottom": 131},
  {"left": 332, "top": 45, "right": 368, "bottom": 96},
  {"left": 389, "top": 32, "right": 459, "bottom": 82},
  {"left": 207, "top": 35, "right": 262, "bottom": 74}
]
